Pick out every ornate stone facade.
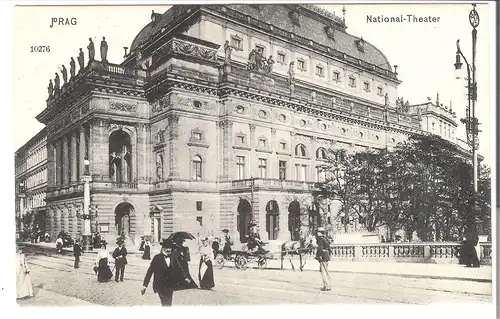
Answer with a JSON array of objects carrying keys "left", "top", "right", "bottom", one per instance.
[{"left": 22, "top": 4, "right": 464, "bottom": 246}]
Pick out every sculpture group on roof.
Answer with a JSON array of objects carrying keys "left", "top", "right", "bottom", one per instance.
[
  {"left": 395, "top": 97, "right": 411, "bottom": 113},
  {"left": 248, "top": 48, "right": 274, "bottom": 74},
  {"left": 47, "top": 37, "right": 109, "bottom": 99}
]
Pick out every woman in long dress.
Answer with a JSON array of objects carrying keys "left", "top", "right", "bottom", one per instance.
[
  {"left": 173, "top": 239, "right": 198, "bottom": 289},
  {"left": 94, "top": 248, "right": 113, "bottom": 282},
  {"left": 16, "top": 248, "right": 34, "bottom": 299},
  {"left": 142, "top": 240, "right": 151, "bottom": 260},
  {"left": 198, "top": 237, "right": 215, "bottom": 290}
]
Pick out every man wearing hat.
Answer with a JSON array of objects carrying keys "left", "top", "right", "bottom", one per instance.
[
  {"left": 112, "top": 237, "right": 128, "bottom": 282},
  {"left": 247, "top": 223, "right": 265, "bottom": 252},
  {"left": 315, "top": 226, "right": 332, "bottom": 291},
  {"left": 222, "top": 229, "right": 233, "bottom": 257},
  {"left": 73, "top": 239, "right": 83, "bottom": 269},
  {"left": 141, "top": 239, "right": 190, "bottom": 306}
]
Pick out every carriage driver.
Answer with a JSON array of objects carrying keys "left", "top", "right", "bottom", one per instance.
[{"left": 247, "top": 223, "right": 266, "bottom": 252}]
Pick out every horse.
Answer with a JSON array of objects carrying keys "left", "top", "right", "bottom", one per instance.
[{"left": 280, "top": 232, "right": 317, "bottom": 271}]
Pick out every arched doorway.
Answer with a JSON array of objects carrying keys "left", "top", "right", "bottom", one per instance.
[
  {"left": 265, "top": 200, "right": 279, "bottom": 240},
  {"left": 309, "top": 201, "right": 321, "bottom": 234},
  {"left": 109, "top": 130, "right": 132, "bottom": 183},
  {"left": 237, "top": 199, "right": 252, "bottom": 243},
  {"left": 288, "top": 200, "right": 301, "bottom": 241},
  {"left": 115, "top": 202, "right": 134, "bottom": 236}
]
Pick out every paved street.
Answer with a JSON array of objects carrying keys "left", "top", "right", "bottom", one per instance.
[{"left": 16, "top": 246, "right": 491, "bottom": 306}]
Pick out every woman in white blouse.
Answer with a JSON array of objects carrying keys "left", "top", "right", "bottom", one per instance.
[{"left": 198, "top": 237, "right": 215, "bottom": 290}]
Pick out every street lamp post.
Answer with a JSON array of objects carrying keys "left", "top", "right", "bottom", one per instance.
[
  {"left": 250, "top": 176, "right": 255, "bottom": 223},
  {"left": 454, "top": 4, "right": 480, "bottom": 229},
  {"left": 82, "top": 159, "right": 93, "bottom": 251}
]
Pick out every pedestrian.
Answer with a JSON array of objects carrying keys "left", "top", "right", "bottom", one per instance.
[
  {"left": 94, "top": 247, "right": 113, "bottom": 282},
  {"left": 139, "top": 236, "right": 145, "bottom": 251},
  {"left": 55, "top": 235, "right": 64, "bottom": 254},
  {"left": 462, "top": 226, "right": 480, "bottom": 268},
  {"left": 222, "top": 229, "right": 232, "bottom": 257},
  {"left": 198, "top": 237, "right": 215, "bottom": 290},
  {"left": 16, "top": 247, "right": 34, "bottom": 299},
  {"left": 73, "top": 239, "right": 83, "bottom": 268},
  {"left": 172, "top": 239, "right": 198, "bottom": 289},
  {"left": 211, "top": 237, "right": 220, "bottom": 258},
  {"left": 112, "top": 238, "right": 128, "bottom": 282},
  {"left": 315, "top": 227, "right": 332, "bottom": 291},
  {"left": 142, "top": 239, "right": 151, "bottom": 260},
  {"left": 142, "top": 239, "right": 193, "bottom": 306}
]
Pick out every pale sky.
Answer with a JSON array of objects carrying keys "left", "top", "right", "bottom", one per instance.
[{"left": 12, "top": 3, "right": 494, "bottom": 166}]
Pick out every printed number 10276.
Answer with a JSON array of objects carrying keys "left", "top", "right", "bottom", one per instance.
[{"left": 31, "top": 46, "right": 50, "bottom": 53}]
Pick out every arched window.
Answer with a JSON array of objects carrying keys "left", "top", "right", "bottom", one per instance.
[
  {"left": 156, "top": 154, "right": 163, "bottom": 181},
  {"left": 192, "top": 155, "right": 202, "bottom": 180},
  {"left": 316, "top": 147, "right": 327, "bottom": 160},
  {"left": 109, "top": 130, "right": 132, "bottom": 184},
  {"left": 265, "top": 200, "right": 279, "bottom": 240},
  {"left": 295, "top": 144, "right": 307, "bottom": 157}
]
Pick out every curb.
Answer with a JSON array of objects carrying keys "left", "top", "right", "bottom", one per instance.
[{"left": 218, "top": 264, "right": 492, "bottom": 283}]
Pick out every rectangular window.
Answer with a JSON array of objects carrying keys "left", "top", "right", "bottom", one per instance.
[
  {"left": 377, "top": 86, "right": 383, "bottom": 96},
  {"left": 258, "top": 138, "right": 267, "bottom": 149},
  {"left": 193, "top": 132, "right": 202, "bottom": 141},
  {"left": 230, "top": 37, "right": 242, "bottom": 50},
  {"left": 237, "top": 135, "right": 246, "bottom": 144},
  {"left": 258, "top": 158, "right": 267, "bottom": 178},
  {"left": 193, "top": 160, "right": 202, "bottom": 180},
  {"left": 364, "top": 82, "right": 370, "bottom": 92},
  {"left": 279, "top": 160, "right": 287, "bottom": 180},
  {"left": 297, "top": 59, "right": 305, "bottom": 71},
  {"left": 349, "top": 77, "right": 356, "bottom": 87},
  {"left": 196, "top": 201, "right": 202, "bottom": 211},
  {"left": 256, "top": 45, "right": 265, "bottom": 55},
  {"left": 277, "top": 52, "right": 286, "bottom": 63},
  {"left": 279, "top": 142, "right": 287, "bottom": 150},
  {"left": 317, "top": 167, "right": 326, "bottom": 183},
  {"left": 295, "top": 164, "right": 307, "bottom": 182},
  {"left": 316, "top": 66, "right": 324, "bottom": 77},
  {"left": 236, "top": 156, "right": 246, "bottom": 180},
  {"left": 333, "top": 71, "right": 340, "bottom": 81}
]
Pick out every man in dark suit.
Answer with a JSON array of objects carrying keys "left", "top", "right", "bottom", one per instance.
[
  {"left": 73, "top": 239, "right": 83, "bottom": 268},
  {"left": 141, "top": 239, "right": 192, "bottom": 306},
  {"left": 112, "top": 238, "right": 128, "bottom": 282},
  {"left": 315, "top": 227, "right": 332, "bottom": 291}
]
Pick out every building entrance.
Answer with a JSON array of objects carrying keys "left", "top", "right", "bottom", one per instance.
[
  {"left": 237, "top": 199, "right": 252, "bottom": 243},
  {"left": 115, "top": 202, "right": 133, "bottom": 236}
]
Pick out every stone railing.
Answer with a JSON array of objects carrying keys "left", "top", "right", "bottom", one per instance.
[
  {"left": 110, "top": 181, "right": 138, "bottom": 189},
  {"left": 330, "top": 242, "right": 492, "bottom": 264},
  {"left": 230, "top": 178, "right": 317, "bottom": 191}
]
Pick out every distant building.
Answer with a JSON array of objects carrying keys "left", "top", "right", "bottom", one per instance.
[
  {"left": 16, "top": 4, "right": 473, "bottom": 246},
  {"left": 15, "top": 128, "right": 48, "bottom": 238}
]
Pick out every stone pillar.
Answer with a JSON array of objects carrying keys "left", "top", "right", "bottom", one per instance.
[
  {"left": 55, "top": 139, "right": 62, "bottom": 186},
  {"left": 219, "top": 119, "right": 233, "bottom": 180},
  {"left": 47, "top": 142, "right": 56, "bottom": 187},
  {"left": 137, "top": 124, "right": 148, "bottom": 182},
  {"left": 62, "top": 205, "right": 69, "bottom": 233},
  {"left": 310, "top": 136, "right": 318, "bottom": 182},
  {"left": 278, "top": 210, "right": 289, "bottom": 241},
  {"left": 62, "top": 135, "right": 69, "bottom": 185},
  {"left": 79, "top": 126, "right": 86, "bottom": 180},
  {"left": 71, "top": 132, "right": 77, "bottom": 183},
  {"left": 249, "top": 124, "right": 256, "bottom": 177},
  {"left": 55, "top": 206, "right": 61, "bottom": 234},
  {"left": 90, "top": 119, "right": 109, "bottom": 180},
  {"left": 270, "top": 128, "right": 277, "bottom": 179},
  {"left": 168, "top": 114, "right": 180, "bottom": 178}
]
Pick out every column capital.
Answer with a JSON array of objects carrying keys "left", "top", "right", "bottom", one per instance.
[
  {"left": 249, "top": 124, "right": 256, "bottom": 132},
  {"left": 218, "top": 119, "right": 233, "bottom": 129},
  {"left": 271, "top": 128, "right": 276, "bottom": 135},
  {"left": 169, "top": 113, "right": 180, "bottom": 124}
]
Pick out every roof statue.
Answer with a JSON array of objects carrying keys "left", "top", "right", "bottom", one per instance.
[
  {"left": 78, "top": 48, "right": 84, "bottom": 72},
  {"left": 87, "top": 38, "right": 95, "bottom": 61},
  {"left": 69, "top": 57, "right": 76, "bottom": 78},
  {"left": 100, "top": 37, "right": 108, "bottom": 63}
]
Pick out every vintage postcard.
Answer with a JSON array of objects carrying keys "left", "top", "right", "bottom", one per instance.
[{"left": 6, "top": 1, "right": 496, "bottom": 315}]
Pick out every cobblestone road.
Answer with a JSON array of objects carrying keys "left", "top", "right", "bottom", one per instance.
[{"left": 18, "top": 248, "right": 491, "bottom": 306}]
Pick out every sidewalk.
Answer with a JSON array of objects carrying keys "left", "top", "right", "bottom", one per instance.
[
  {"left": 17, "top": 288, "right": 97, "bottom": 307},
  {"left": 222, "top": 257, "right": 492, "bottom": 283}
]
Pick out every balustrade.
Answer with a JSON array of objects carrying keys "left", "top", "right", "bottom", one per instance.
[{"left": 111, "top": 181, "right": 138, "bottom": 189}]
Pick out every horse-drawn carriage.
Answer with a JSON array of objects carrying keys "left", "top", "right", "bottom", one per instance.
[{"left": 214, "top": 243, "right": 269, "bottom": 270}]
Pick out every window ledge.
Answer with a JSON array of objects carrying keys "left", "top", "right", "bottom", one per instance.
[
  {"left": 187, "top": 141, "right": 209, "bottom": 148},
  {"left": 233, "top": 145, "right": 252, "bottom": 151},
  {"left": 255, "top": 148, "right": 273, "bottom": 154},
  {"left": 276, "top": 151, "right": 292, "bottom": 156},
  {"left": 294, "top": 155, "right": 311, "bottom": 160}
]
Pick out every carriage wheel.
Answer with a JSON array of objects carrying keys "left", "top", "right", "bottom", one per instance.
[
  {"left": 257, "top": 256, "right": 267, "bottom": 270},
  {"left": 215, "top": 254, "right": 225, "bottom": 269},
  {"left": 234, "top": 255, "right": 241, "bottom": 269},
  {"left": 236, "top": 255, "right": 248, "bottom": 270}
]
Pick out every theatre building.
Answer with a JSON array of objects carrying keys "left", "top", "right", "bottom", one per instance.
[{"left": 27, "top": 4, "right": 462, "bottom": 246}]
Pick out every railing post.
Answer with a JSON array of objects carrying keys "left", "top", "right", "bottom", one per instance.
[
  {"left": 424, "top": 244, "right": 431, "bottom": 259},
  {"left": 354, "top": 244, "right": 362, "bottom": 260},
  {"left": 387, "top": 244, "right": 393, "bottom": 258}
]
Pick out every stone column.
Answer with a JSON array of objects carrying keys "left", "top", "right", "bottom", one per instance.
[
  {"left": 71, "top": 132, "right": 77, "bottom": 183},
  {"left": 270, "top": 128, "right": 277, "bottom": 179},
  {"left": 249, "top": 124, "right": 256, "bottom": 177},
  {"left": 79, "top": 125, "right": 86, "bottom": 180},
  {"left": 137, "top": 123, "right": 148, "bottom": 182},
  {"left": 62, "top": 135, "right": 69, "bottom": 185},
  {"left": 90, "top": 119, "right": 109, "bottom": 180},
  {"left": 219, "top": 119, "right": 233, "bottom": 180},
  {"left": 310, "top": 136, "right": 318, "bottom": 182},
  {"left": 62, "top": 205, "right": 69, "bottom": 233},
  {"left": 168, "top": 114, "right": 180, "bottom": 178},
  {"left": 47, "top": 142, "right": 56, "bottom": 187},
  {"left": 55, "top": 139, "right": 62, "bottom": 186}
]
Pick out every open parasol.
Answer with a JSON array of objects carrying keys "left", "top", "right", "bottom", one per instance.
[{"left": 167, "top": 231, "right": 196, "bottom": 242}]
